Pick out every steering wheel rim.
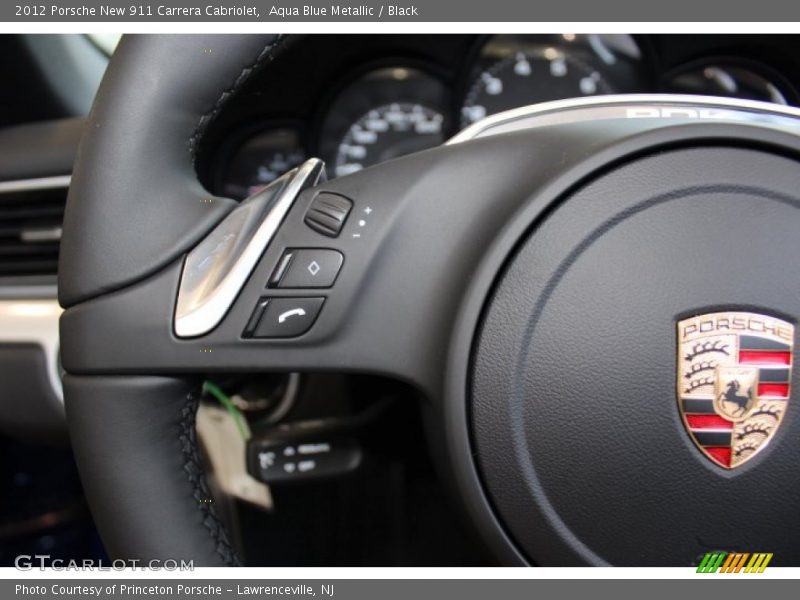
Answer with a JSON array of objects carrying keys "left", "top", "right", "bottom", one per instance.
[
  {"left": 61, "top": 34, "right": 800, "bottom": 566},
  {"left": 61, "top": 34, "right": 284, "bottom": 565}
]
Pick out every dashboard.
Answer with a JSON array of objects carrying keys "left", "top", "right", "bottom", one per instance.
[{"left": 200, "top": 34, "right": 800, "bottom": 199}]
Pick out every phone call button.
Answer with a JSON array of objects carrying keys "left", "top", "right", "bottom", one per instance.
[{"left": 252, "top": 297, "right": 325, "bottom": 338}]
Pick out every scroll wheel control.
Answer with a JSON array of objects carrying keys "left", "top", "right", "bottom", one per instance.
[{"left": 305, "top": 193, "right": 353, "bottom": 237}]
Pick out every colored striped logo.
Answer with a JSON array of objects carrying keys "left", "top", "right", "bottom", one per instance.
[
  {"left": 677, "top": 312, "right": 794, "bottom": 469},
  {"left": 696, "top": 552, "right": 773, "bottom": 573}
]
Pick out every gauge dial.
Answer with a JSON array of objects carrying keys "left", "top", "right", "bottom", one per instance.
[
  {"left": 462, "top": 49, "right": 613, "bottom": 127},
  {"left": 665, "top": 64, "right": 790, "bottom": 105},
  {"left": 318, "top": 67, "right": 449, "bottom": 178},
  {"left": 334, "top": 103, "right": 444, "bottom": 177},
  {"left": 461, "top": 35, "right": 643, "bottom": 129},
  {"left": 218, "top": 127, "right": 305, "bottom": 200}
]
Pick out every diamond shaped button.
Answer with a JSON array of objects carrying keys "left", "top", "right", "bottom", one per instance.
[{"left": 270, "top": 249, "right": 344, "bottom": 289}]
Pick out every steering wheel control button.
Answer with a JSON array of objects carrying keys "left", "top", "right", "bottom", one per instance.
[
  {"left": 270, "top": 249, "right": 344, "bottom": 288},
  {"left": 248, "top": 437, "right": 362, "bottom": 484},
  {"left": 252, "top": 297, "right": 324, "bottom": 338},
  {"left": 174, "top": 158, "right": 326, "bottom": 338},
  {"left": 304, "top": 192, "right": 353, "bottom": 237}
]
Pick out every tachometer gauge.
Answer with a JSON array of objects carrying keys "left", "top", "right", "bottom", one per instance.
[
  {"left": 217, "top": 127, "right": 305, "bottom": 200},
  {"left": 460, "top": 35, "right": 643, "bottom": 129},
  {"left": 334, "top": 103, "right": 444, "bottom": 177},
  {"left": 318, "top": 67, "right": 449, "bottom": 178}
]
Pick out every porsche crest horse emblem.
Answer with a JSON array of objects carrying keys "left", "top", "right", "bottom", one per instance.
[{"left": 677, "top": 312, "right": 794, "bottom": 469}]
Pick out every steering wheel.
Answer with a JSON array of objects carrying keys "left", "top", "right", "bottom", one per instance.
[{"left": 60, "top": 35, "right": 800, "bottom": 566}]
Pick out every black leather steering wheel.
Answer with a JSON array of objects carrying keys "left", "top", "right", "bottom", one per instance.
[{"left": 60, "top": 34, "right": 800, "bottom": 566}]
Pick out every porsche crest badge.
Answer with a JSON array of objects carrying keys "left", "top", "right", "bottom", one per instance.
[{"left": 677, "top": 312, "right": 794, "bottom": 469}]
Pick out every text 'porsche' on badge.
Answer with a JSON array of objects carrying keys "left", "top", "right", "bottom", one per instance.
[{"left": 677, "top": 312, "right": 794, "bottom": 469}]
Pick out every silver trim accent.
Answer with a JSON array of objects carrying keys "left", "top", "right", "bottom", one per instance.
[
  {"left": 0, "top": 176, "right": 70, "bottom": 403},
  {"left": 21, "top": 226, "right": 63, "bottom": 243},
  {"left": 0, "top": 285, "right": 58, "bottom": 300},
  {"left": 174, "top": 158, "right": 326, "bottom": 338},
  {"left": 0, "top": 299, "right": 63, "bottom": 402},
  {"left": 448, "top": 94, "right": 800, "bottom": 144},
  {"left": 0, "top": 175, "right": 71, "bottom": 193}
]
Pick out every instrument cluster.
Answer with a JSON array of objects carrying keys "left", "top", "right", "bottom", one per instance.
[{"left": 211, "top": 35, "right": 797, "bottom": 199}]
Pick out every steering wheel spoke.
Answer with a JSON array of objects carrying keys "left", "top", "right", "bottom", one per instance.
[{"left": 61, "top": 134, "right": 536, "bottom": 398}]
